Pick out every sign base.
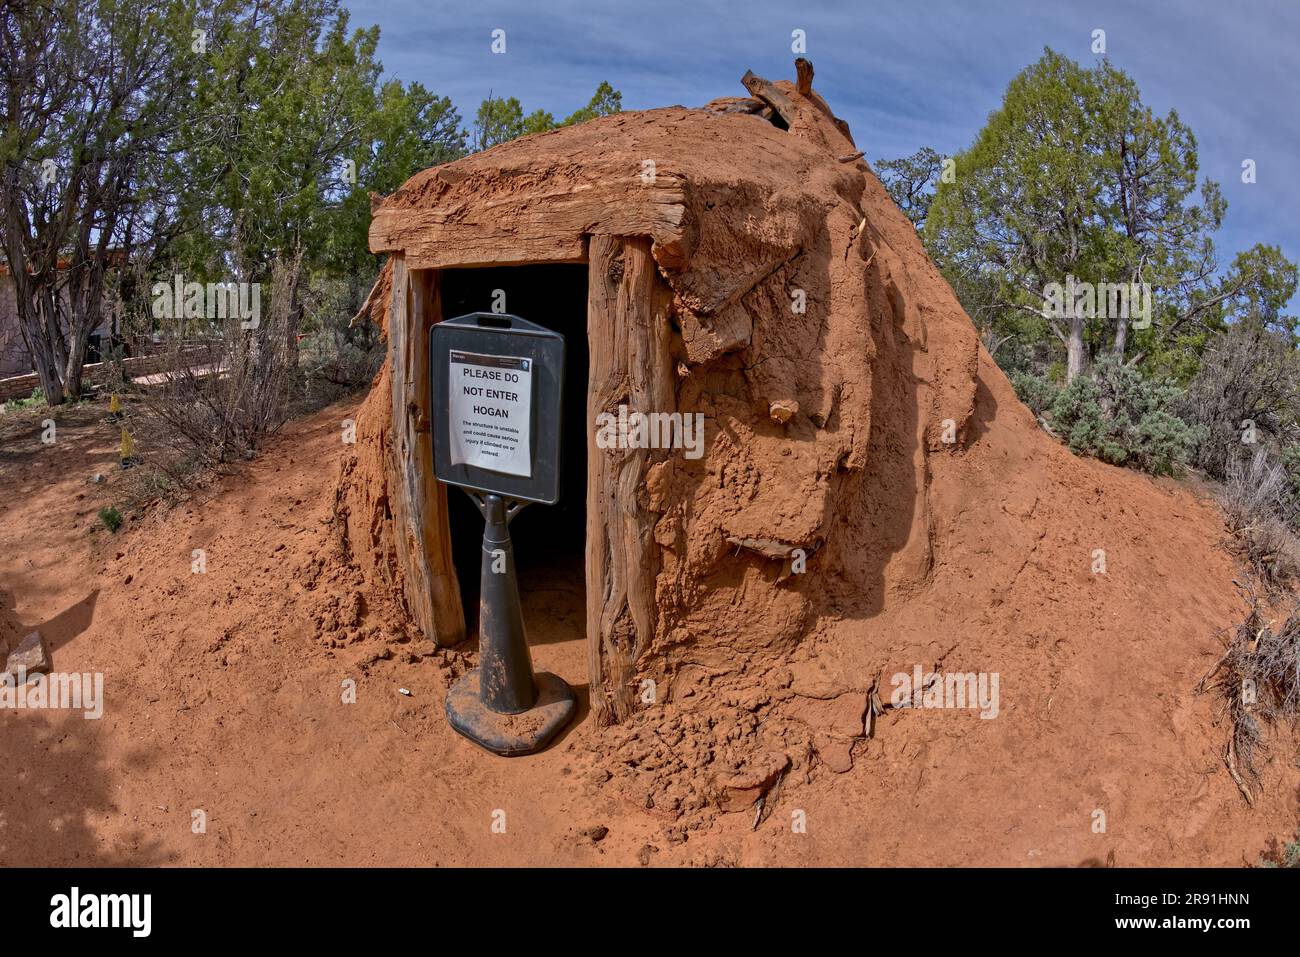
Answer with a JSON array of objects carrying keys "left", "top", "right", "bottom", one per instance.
[{"left": 445, "top": 669, "right": 576, "bottom": 757}]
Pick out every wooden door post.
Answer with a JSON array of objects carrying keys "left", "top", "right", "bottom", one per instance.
[
  {"left": 388, "top": 256, "right": 466, "bottom": 647},
  {"left": 586, "top": 236, "right": 674, "bottom": 723}
]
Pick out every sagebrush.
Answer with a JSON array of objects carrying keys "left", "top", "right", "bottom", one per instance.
[{"left": 1048, "top": 356, "right": 1203, "bottom": 475}]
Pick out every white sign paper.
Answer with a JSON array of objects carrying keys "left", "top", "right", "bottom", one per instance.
[{"left": 448, "top": 349, "right": 533, "bottom": 477}]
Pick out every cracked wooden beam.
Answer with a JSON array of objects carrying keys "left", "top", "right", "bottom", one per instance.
[{"left": 741, "top": 69, "right": 797, "bottom": 128}]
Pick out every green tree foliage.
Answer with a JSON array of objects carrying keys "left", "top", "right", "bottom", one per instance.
[
  {"left": 1220, "top": 244, "right": 1299, "bottom": 337},
  {"left": 0, "top": 0, "right": 198, "bottom": 402},
  {"left": 323, "top": 79, "right": 465, "bottom": 282},
  {"left": 915, "top": 48, "right": 1298, "bottom": 384},
  {"left": 561, "top": 81, "right": 623, "bottom": 126},
  {"left": 1, "top": 0, "right": 620, "bottom": 406},
  {"left": 182, "top": 1, "right": 384, "bottom": 280},
  {"left": 472, "top": 82, "right": 622, "bottom": 150},
  {"left": 471, "top": 96, "right": 551, "bottom": 150},
  {"left": 876, "top": 147, "right": 944, "bottom": 228},
  {"left": 871, "top": 48, "right": 1300, "bottom": 484},
  {"left": 168, "top": 0, "right": 469, "bottom": 360}
]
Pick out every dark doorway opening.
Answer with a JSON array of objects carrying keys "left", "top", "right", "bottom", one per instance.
[{"left": 440, "top": 264, "right": 589, "bottom": 646}]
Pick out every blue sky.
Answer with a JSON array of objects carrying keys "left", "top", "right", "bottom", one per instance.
[{"left": 343, "top": 0, "right": 1299, "bottom": 305}]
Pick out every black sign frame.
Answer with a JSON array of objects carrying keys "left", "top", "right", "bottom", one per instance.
[{"left": 430, "top": 311, "right": 566, "bottom": 505}]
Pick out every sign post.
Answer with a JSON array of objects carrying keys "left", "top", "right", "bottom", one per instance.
[{"left": 431, "top": 312, "right": 576, "bottom": 756}]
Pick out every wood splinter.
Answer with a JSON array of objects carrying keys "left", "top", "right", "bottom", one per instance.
[{"left": 795, "top": 57, "right": 814, "bottom": 96}]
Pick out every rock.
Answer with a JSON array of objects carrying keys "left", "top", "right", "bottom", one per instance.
[
  {"left": 715, "top": 750, "right": 790, "bottom": 812},
  {"left": 769, "top": 399, "right": 798, "bottom": 423},
  {"left": 636, "top": 843, "right": 658, "bottom": 866},
  {"left": 663, "top": 825, "right": 688, "bottom": 845},
  {"left": 5, "top": 631, "right": 49, "bottom": 677},
  {"left": 583, "top": 825, "right": 609, "bottom": 843},
  {"left": 347, "top": 590, "right": 365, "bottom": 627},
  {"left": 91, "top": 473, "right": 105, "bottom": 484},
  {"left": 785, "top": 692, "right": 868, "bottom": 738},
  {"left": 813, "top": 733, "right": 854, "bottom": 773}
]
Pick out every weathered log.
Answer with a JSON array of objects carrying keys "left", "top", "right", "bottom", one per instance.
[
  {"left": 586, "top": 235, "right": 674, "bottom": 724},
  {"left": 370, "top": 165, "right": 687, "bottom": 270},
  {"left": 795, "top": 57, "right": 814, "bottom": 96},
  {"left": 726, "top": 535, "right": 796, "bottom": 560},
  {"left": 701, "top": 96, "right": 768, "bottom": 116},
  {"left": 387, "top": 258, "right": 465, "bottom": 646},
  {"left": 741, "top": 69, "right": 798, "bottom": 128}
]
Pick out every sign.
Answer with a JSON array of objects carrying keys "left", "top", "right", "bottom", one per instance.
[
  {"left": 432, "top": 313, "right": 577, "bottom": 756},
  {"left": 447, "top": 350, "right": 533, "bottom": 477},
  {"left": 431, "top": 312, "right": 565, "bottom": 505}
]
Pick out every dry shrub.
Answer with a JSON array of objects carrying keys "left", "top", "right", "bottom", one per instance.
[
  {"left": 1181, "top": 322, "right": 1300, "bottom": 481},
  {"left": 1199, "top": 583, "right": 1300, "bottom": 804},
  {"left": 1221, "top": 450, "right": 1300, "bottom": 587},
  {"left": 136, "top": 254, "right": 300, "bottom": 476}
]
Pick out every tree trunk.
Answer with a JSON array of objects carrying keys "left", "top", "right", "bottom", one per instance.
[
  {"left": 63, "top": 323, "right": 89, "bottom": 400},
  {"left": 586, "top": 235, "right": 674, "bottom": 724},
  {"left": 1067, "top": 310, "right": 1086, "bottom": 383},
  {"left": 63, "top": 263, "right": 104, "bottom": 402},
  {"left": 16, "top": 292, "right": 66, "bottom": 405},
  {"left": 285, "top": 249, "right": 303, "bottom": 379},
  {"left": 22, "top": 321, "right": 65, "bottom": 405}
]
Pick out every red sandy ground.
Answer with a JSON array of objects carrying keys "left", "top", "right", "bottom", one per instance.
[{"left": 1, "top": 394, "right": 1296, "bottom": 867}]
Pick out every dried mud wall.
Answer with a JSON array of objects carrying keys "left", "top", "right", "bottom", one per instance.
[
  {"left": 333, "top": 263, "right": 409, "bottom": 609},
  {"left": 623, "top": 81, "right": 982, "bottom": 700},
  {"left": 643, "top": 136, "right": 981, "bottom": 695}
]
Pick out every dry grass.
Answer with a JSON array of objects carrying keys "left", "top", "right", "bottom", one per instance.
[
  {"left": 1198, "top": 582, "right": 1300, "bottom": 804},
  {"left": 1220, "top": 450, "right": 1300, "bottom": 587}
]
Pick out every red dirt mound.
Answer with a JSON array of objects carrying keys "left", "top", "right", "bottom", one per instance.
[
  {"left": 0, "top": 398, "right": 1295, "bottom": 865},
  {"left": 3, "top": 61, "right": 1296, "bottom": 865}
]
